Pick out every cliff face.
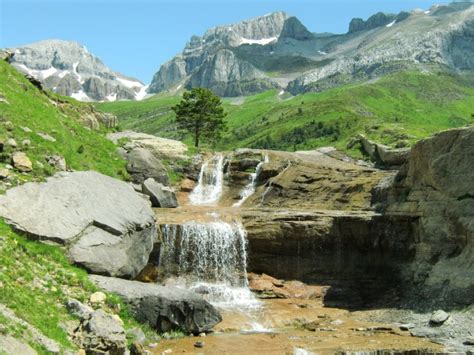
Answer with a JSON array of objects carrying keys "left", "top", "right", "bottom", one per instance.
[
  {"left": 384, "top": 127, "right": 474, "bottom": 308},
  {"left": 151, "top": 3, "right": 474, "bottom": 97}
]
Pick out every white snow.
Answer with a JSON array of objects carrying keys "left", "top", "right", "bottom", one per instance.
[
  {"left": 116, "top": 76, "right": 144, "bottom": 89},
  {"left": 15, "top": 63, "right": 34, "bottom": 76},
  {"left": 270, "top": 51, "right": 274, "bottom": 55},
  {"left": 386, "top": 20, "right": 396, "bottom": 28},
  {"left": 72, "top": 62, "right": 84, "bottom": 84},
  {"left": 176, "top": 84, "right": 183, "bottom": 90},
  {"left": 278, "top": 90, "right": 285, "bottom": 95},
  {"left": 38, "top": 67, "right": 58, "bottom": 79},
  {"left": 135, "top": 85, "right": 149, "bottom": 101},
  {"left": 424, "top": 10, "right": 431, "bottom": 14},
  {"left": 318, "top": 50, "right": 327, "bottom": 56},
  {"left": 106, "top": 93, "right": 117, "bottom": 102},
  {"left": 239, "top": 36, "right": 277, "bottom": 45},
  {"left": 71, "top": 90, "right": 90, "bottom": 101},
  {"left": 57, "top": 71, "right": 68, "bottom": 79}
]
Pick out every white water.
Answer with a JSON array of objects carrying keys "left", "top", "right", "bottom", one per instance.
[
  {"left": 159, "top": 221, "right": 260, "bottom": 309},
  {"left": 233, "top": 155, "right": 269, "bottom": 207},
  {"left": 189, "top": 154, "right": 225, "bottom": 205}
]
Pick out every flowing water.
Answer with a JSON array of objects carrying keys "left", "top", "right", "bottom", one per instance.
[
  {"left": 233, "top": 155, "right": 269, "bottom": 207},
  {"left": 160, "top": 154, "right": 260, "bottom": 309},
  {"left": 188, "top": 154, "right": 224, "bottom": 205}
]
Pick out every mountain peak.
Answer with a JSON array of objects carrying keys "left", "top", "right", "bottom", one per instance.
[{"left": 9, "top": 39, "right": 147, "bottom": 102}]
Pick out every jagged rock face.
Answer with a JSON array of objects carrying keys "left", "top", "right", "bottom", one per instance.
[
  {"left": 289, "top": 3, "right": 474, "bottom": 94},
  {"left": 148, "top": 12, "right": 303, "bottom": 96},
  {"left": 151, "top": 4, "right": 474, "bottom": 97},
  {"left": 385, "top": 127, "right": 474, "bottom": 308},
  {"left": 9, "top": 39, "right": 147, "bottom": 102}
]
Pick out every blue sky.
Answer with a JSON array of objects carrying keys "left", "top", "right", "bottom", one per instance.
[{"left": 1, "top": 0, "right": 438, "bottom": 83}]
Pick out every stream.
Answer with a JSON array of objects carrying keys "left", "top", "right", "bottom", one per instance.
[{"left": 152, "top": 154, "right": 442, "bottom": 354}]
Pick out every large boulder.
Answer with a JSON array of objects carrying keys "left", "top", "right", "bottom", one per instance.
[
  {"left": 0, "top": 171, "right": 156, "bottom": 278},
  {"left": 385, "top": 127, "right": 474, "bottom": 307},
  {"left": 125, "top": 147, "right": 170, "bottom": 185},
  {"left": 90, "top": 275, "right": 222, "bottom": 334},
  {"left": 356, "top": 134, "right": 410, "bottom": 167},
  {"left": 107, "top": 131, "right": 188, "bottom": 161},
  {"left": 142, "top": 178, "right": 178, "bottom": 208}
]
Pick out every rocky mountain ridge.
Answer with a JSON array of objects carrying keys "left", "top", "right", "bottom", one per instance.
[
  {"left": 151, "top": 1, "right": 474, "bottom": 96},
  {"left": 9, "top": 39, "right": 148, "bottom": 102}
]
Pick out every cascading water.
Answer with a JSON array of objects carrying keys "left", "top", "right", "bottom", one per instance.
[
  {"left": 159, "top": 220, "right": 259, "bottom": 309},
  {"left": 233, "top": 155, "right": 269, "bottom": 207},
  {"left": 188, "top": 154, "right": 224, "bottom": 205}
]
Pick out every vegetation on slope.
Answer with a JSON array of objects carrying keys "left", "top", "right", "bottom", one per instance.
[
  {"left": 98, "top": 71, "right": 474, "bottom": 157},
  {"left": 0, "top": 60, "right": 127, "bottom": 181}
]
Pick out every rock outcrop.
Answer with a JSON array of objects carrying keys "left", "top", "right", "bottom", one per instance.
[
  {"left": 90, "top": 275, "right": 222, "bottom": 334},
  {"left": 0, "top": 171, "right": 156, "bottom": 278},
  {"left": 142, "top": 178, "right": 178, "bottom": 208},
  {"left": 384, "top": 127, "right": 474, "bottom": 307},
  {"left": 355, "top": 134, "right": 410, "bottom": 167},
  {"left": 9, "top": 39, "right": 147, "bottom": 102},
  {"left": 150, "top": 4, "right": 474, "bottom": 96}
]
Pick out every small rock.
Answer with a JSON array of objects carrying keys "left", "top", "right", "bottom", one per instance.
[
  {"left": 37, "top": 132, "right": 56, "bottom": 142},
  {"left": 66, "top": 298, "right": 93, "bottom": 320},
  {"left": 46, "top": 155, "right": 67, "bottom": 171},
  {"left": 199, "top": 332, "right": 206, "bottom": 337},
  {"left": 22, "top": 139, "right": 31, "bottom": 147},
  {"left": 180, "top": 178, "right": 195, "bottom": 192},
  {"left": 194, "top": 341, "right": 204, "bottom": 348},
  {"left": 464, "top": 338, "right": 474, "bottom": 345},
  {"left": 4, "top": 121, "right": 14, "bottom": 131},
  {"left": 148, "top": 343, "right": 158, "bottom": 348},
  {"left": 5, "top": 164, "right": 13, "bottom": 170},
  {"left": 6, "top": 138, "right": 17, "bottom": 148},
  {"left": 77, "top": 350, "right": 86, "bottom": 355},
  {"left": 20, "top": 126, "right": 32, "bottom": 133},
  {"left": 12, "top": 152, "right": 32, "bottom": 172},
  {"left": 89, "top": 291, "right": 107, "bottom": 304},
  {"left": 399, "top": 323, "right": 415, "bottom": 331},
  {"left": 429, "top": 310, "right": 450, "bottom": 325},
  {"left": 161, "top": 349, "right": 172, "bottom": 354},
  {"left": 0, "top": 168, "right": 10, "bottom": 179}
]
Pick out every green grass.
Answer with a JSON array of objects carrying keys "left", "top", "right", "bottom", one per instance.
[
  {"left": 0, "top": 219, "right": 157, "bottom": 352},
  {"left": 97, "top": 71, "right": 474, "bottom": 157},
  {"left": 0, "top": 60, "right": 128, "bottom": 180}
]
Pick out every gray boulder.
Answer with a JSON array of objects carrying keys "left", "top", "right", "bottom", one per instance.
[
  {"left": 357, "top": 134, "right": 410, "bottom": 167},
  {"left": 78, "top": 309, "right": 127, "bottom": 354},
  {"left": 90, "top": 275, "right": 222, "bottom": 335},
  {"left": 126, "top": 147, "right": 170, "bottom": 185},
  {"left": 142, "top": 178, "right": 178, "bottom": 208},
  {"left": 430, "top": 310, "right": 450, "bottom": 325},
  {"left": 0, "top": 171, "right": 156, "bottom": 278}
]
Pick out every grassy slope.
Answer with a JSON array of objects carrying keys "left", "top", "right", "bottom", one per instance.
[
  {"left": 0, "top": 60, "right": 127, "bottom": 180},
  {"left": 98, "top": 71, "right": 474, "bottom": 157},
  {"left": 0, "top": 62, "right": 154, "bottom": 351}
]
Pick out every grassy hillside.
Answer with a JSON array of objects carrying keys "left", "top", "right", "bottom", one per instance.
[
  {"left": 98, "top": 71, "right": 474, "bottom": 157},
  {"left": 0, "top": 59, "right": 127, "bottom": 182},
  {"left": 0, "top": 61, "right": 154, "bottom": 351}
]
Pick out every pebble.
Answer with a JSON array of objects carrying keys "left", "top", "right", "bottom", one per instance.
[
  {"left": 199, "top": 332, "right": 206, "bottom": 337},
  {"left": 429, "top": 310, "right": 450, "bottom": 325},
  {"left": 194, "top": 341, "right": 204, "bottom": 348}
]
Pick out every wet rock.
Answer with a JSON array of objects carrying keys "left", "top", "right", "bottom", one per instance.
[
  {"left": 90, "top": 275, "right": 222, "bottom": 334},
  {"left": 12, "top": 152, "right": 32, "bottom": 172},
  {"left": 142, "top": 178, "right": 178, "bottom": 208},
  {"left": 194, "top": 341, "right": 204, "bottom": 348},
  {"left": 248, "top": 273, "right": 327, "bottom": 300},
  {"left": 180, "top": 178, "right": 195, "bottom": 192},
  {"left": 429, "top": 310, "right": 450, "bottom": 325},
  {"left": 0, "top": 171, "right": 156, "bottom": 278}
]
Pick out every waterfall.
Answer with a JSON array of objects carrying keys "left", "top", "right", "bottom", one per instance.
[
  {"left": 233, "top": 155, "right": 269, "bottom": 207},
  {"left": 159, "top": 220, "right": 259, "bottom": 309},
  {"left": 189, "top": 154, "right": 224, "bottom": 205}
]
